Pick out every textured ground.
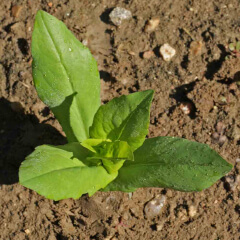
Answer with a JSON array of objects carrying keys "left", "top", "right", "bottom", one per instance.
[{"left": 0, "top": 0, "right": 240, "bottom": 239}]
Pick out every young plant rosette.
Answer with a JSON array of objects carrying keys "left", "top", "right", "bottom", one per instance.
[{"left": 19, "top": 11, "right": 232, "bottom": 201}]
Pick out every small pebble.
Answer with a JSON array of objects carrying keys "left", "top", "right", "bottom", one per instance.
[
  {"left": 212, "top": 131, "right": 227, "bottom": 146},
  {"left": 188, "top": 205, "right": 197, "bottom": 217},
  {"left": 225, "top": 175, "right": 236, "bottom": 191},
  {"left": 189, "top": 41, "right": 202, "bottom": 56},
  {"left": 122, "top": 78, "right": 128, "bottom": 85},
  {"left": 109, "top": 7, "right": 132, "bottom": 26},
  {"left": 11, "top": 5, "right": 22, "bottom": 17},
  {"left": 216, "top": 122, "right": 225, "bottom": 134},
  {"left": 166, "top": 190, "right": 173, "bottom": 198},
  {"left": 178, "top": 209, "right": 188, "bottom": 221},
  {"left": 212, "top": 132, "right": 220, "bottom": 142},
  {"left": 143, "top": 50, "right": 154, "bottom": 59},
  {"left": 218, "top": 135, "right": 227, "bottom": 145},
  {"left": 144, "top": 195, "right": 166, "bottom": 218},
  {"left": 179, "top": 102, "right": 192, "bottom": 115},
  {"left": 144, "top": 17, "right": 160, "bottom": 32},
  {"left": 104, "top": 237, "right": 112, "bottom": 240},
  {"left": 48, "top": 2, "right": 53, "bottom": 7},
  {"left": 128, "top": 51, "right": 135, "bottom": 56},
  {"left": 82, "top": 39, "right": 88, "bottom": 46},
  {"left": 156, "top": 224, "right": 164, "bottom": 231},
  {"left": 159, "top": 43, "right": 176, "bottom": 61},
  {"left": 128, "top": 192, "right": 133, "bottom": 199},
  {"left": 24, "top": 229, "right": 31, "bottom": 234}
]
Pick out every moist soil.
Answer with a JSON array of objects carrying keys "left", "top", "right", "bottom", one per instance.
[{"left": 0, "top": 0, "right": 240, "bottom": 239}]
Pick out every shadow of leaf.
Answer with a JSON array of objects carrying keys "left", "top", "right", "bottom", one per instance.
[
  {"left": 0, "top": 98, "right": 66, "bottom": 184},
  {"left": 52, "top": 93, "right": 78, "bottom": 143}
]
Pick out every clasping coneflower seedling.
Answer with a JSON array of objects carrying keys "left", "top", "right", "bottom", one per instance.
[{"left": 19, "top": 11, "right": 232, "bottom": 201}]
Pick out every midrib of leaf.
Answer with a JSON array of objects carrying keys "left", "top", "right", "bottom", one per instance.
[
  {"left": 123, "top": 162, "right": 228, "bottom": 168},
  {"left": 110, "top": 92, "right": 151, "bottom": 141},
  {"left": 40, "top": 12, "right": 88, "bottom": 138},
  {"left": 87, "top": 156, "right": 128, "bottom": 161}
]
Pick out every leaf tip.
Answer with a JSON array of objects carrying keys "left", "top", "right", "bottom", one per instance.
[
  {"left": 145, "top": 89, "right": 154, "bottom": 96},
  {"left": 35, "top": 10, "right": 45, "bottom": 19},
  {"left": 225, "top": 161, "right": 233, "bottom": 172}
]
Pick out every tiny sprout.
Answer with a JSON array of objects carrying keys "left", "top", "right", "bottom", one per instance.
[{"left": 227, "top": 41, "right": 240, "bottom": 57}]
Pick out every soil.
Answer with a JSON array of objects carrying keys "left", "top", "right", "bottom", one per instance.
[{"left": 0, "top": 0, "right": 240, "bottom": 239}]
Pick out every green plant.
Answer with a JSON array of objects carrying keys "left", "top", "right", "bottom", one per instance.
[
  {"left": 228, "top": 41, "right": 240, "bottom": 57},
  {"left": 19, "top": 11, "right": 232, "bottom": 201}
]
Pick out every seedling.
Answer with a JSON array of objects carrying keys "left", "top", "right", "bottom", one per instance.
[
  {"left": 227, "top": 41, "right": 240, "bottom": 58},
  {"left": 19, "top": 11, "right": 232, "bottom": 200}
]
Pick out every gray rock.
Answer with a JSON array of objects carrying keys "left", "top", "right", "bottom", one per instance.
[{"left": 109, "top": 7, "right": 132, "bottom": 26}]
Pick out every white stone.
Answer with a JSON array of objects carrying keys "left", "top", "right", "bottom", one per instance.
[
  {"left": 144, "top": 17, "right": 160, "bottom": 32},
  {"left": 156, "top": 224, "right": 164, "bottom": 231},
  {"left": 144, "top": 195, "right": 166, "bottom": 218},
  {"left": 159, "top": 43, "right": 176, "bottom": 61},
  {"left": 82, "top": 39, "right": 88, "bottom": 46},
  {"left": 24, "top": 229, "right": 31, "bottom": 234},
  {"left": 188, "top": 205, "right": 197, "bottom": 217},
  {"left": 109, "top": 7, "right": 132, "bottom": 26}
]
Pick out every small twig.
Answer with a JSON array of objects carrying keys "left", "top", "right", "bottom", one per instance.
[
  {"left": 182, "top": 27, "right": 195, "bottom": 41},
  {"left": 19, "top": 81, "right": 30, "bottom": 89}
]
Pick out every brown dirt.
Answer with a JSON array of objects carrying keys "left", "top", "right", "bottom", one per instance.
[{"left": 0, "top": 0, "right": 240, "bottom": 239}]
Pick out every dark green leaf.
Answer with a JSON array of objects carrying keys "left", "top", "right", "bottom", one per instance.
[
  {"left": 32, "top": 11, "right": 100, "bottom": 142},
  {"left": 19, "top": 144, "right": 117, "bottom": 200},
  {"left": 90, "top": 90, "right": 154, "bottom": 151},
  {"left": 104, "top": 137, "right": 233, "bottom": 192}
]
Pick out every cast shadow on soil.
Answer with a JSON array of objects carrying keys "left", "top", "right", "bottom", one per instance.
[
  {"left": 17, "top": 38, "right": 29, "bottom": 56},
  {"left": 0, "top": 98, "right": 66, "bottom": 185},
  {"left": 100, "top": 70, "right": 117, "bottom": 83},
  {"left": 169, "top": 80, "right": 198, "bottom": 119},
  {"left": 100, "top": 8, "right": 114, "bottom": 24},
  {"left": 217, "top": 71, "right": 240, "bottom": 86},
  {"left": 205, "top": 44, "right": 228, "bottom": 80}
]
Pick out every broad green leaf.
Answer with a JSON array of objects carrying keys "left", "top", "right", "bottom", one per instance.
[
  {"left": 32, "top": 10, "right": 100, "bottom": 142},
  {"left": 81, "top": 139, "right": 134, "bottom": 173},
  {"left": 89, "top": 90, "right": 154, "bottom": 151},
  {"left": 104, "top": 137, "right": 233, "bottom": 192},
  {"left": 19, "top": 144, "right": 117, "bottom": 200}
]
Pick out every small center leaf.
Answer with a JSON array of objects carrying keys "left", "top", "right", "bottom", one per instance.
[{"left": 81, "top": 139, "right": 134, "bottom": 173}]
